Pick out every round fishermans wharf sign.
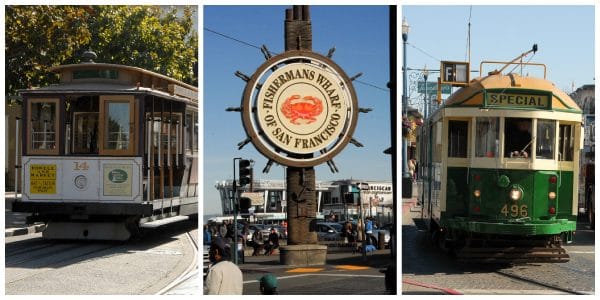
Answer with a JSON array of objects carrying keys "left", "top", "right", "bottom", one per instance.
[{"left": 241, "top": 50, "right": 359, "bottom": 167}]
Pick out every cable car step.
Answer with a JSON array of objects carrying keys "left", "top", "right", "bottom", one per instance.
[{"left": 140, "top": 215, "right": 189, "bottom": 228}]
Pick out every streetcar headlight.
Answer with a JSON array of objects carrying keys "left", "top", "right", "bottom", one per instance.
[
  {"left": 74, "top": 175, "right": 88, "bottom": 190},
  {"left": 509, "top": 188, "right": 522, "bottom": 201},
  {"left": 548, "top": 191, "right": 557, "bottom": 200},
  {"left": 473, "top": 189, "right": 481, "bottom": 198}
]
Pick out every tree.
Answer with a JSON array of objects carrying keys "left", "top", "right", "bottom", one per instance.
[{"left": 5, "top": 5, "right": 198, "bottom": 97}]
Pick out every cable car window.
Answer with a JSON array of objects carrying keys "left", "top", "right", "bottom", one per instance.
[
  {"left": 99, "top": 96, "right": 135, "bottom": 155},
  {"left": 28, "top": 98, "right": 59, "bottom": 155},
  {"left": 475, "top": 117, "right": 499, "bottom": 158},
  {"left": 192, "top": 111, "right": 198, "bottom": 150},
  {"left": 504, "top": 118, "right": 532, "bottom": 158},
  {"left": 536, "top": 119, "right": 555, "bottom": 159},
  {"left": 71, "top": 96, "right": 99, "bottom": 154},
  {"left": 558, "top": 124, "right": 574, "bottom": 161},
  {"left": 448, "top": 120, "right": 468, "bottom": 158},
  {"left": 185, "top": 112, "right": 193, "bottom": 151},
  {"left": 106, "top": 103, "right": 130, "bottom": 149}
]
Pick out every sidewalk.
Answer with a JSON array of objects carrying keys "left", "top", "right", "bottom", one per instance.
[
  {"left": 402, "top": 180, "right": 421, "bottom": 214},
  {"left": 5, "top": 193, "right": 46, "bottom": 237}
]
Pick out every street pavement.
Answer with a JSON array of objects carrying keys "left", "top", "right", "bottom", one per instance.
[{"left": 235, "top": 247, "right": 395, "bottom": 295}]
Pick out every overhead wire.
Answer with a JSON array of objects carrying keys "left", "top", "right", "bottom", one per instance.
[{"left": 204, "top": 27, "right": 389, "bottom": 92}]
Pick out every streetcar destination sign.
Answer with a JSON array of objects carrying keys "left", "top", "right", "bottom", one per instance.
[{"left": 485, "top": 90, "right": 551, "bottom": 109}]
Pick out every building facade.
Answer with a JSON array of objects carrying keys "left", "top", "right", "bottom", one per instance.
[{"left": 214, "top": 179, "right": 393, "bottom": 224}]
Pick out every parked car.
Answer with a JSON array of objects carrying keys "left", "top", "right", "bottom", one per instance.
[{"left": 316, "top": 222, "right": 344, "bottom": 241}]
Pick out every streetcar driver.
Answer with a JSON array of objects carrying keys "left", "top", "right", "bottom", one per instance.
[{"left": 505, "top": 118, "right": 532, "bottom": 158}]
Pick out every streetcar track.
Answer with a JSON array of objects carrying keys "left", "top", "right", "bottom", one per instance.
[
  {"left": 7, "top": 243, "right": 118, "bottom": 268},
  {"left": 156, "top": 230, "right": 199, "bottom": 295},
  {"left": 495, "top": 270, "right": 587, "bottom": 295}
]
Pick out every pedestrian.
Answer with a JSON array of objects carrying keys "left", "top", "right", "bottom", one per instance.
[
  {"left": 264, "top": 227, "right": 279, "bottom": 255},
  {"left": 203, "top": 224, "right": 212, "bottom": 245},
  {"left": 237, "top": 234, "right": 245, "bottom": 264},
  {"left": 259, "top": 274, "right": 278, "bottom": 295},
  {"left": 365, "top": 217, "right": 374, "bottom": 245},
  {"left": 205, "top": 237, "right": 243, "bottom": 295},
  {"left": 251, "top": 229, "right": 264, "bottom": 256},
  {"left": 408, "top": 159, "right": 416, "bottom": 182},
  {"left": 219, "top": 220, "right": 227, "bottom": 238},
  {"left": 344, "top": 221, "right": 356, "bottom": 251}
]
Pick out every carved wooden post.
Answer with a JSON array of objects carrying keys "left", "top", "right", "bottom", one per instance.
[{"left": 284, "top": 5, "right": 318, "bottom": 246}]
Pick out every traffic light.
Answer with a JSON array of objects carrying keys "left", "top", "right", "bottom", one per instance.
[
  {"left": 239, "top": 197, "right": 251, "bottom": 213},
  {"left": 238, "top": 159, "right": 252, "bottom": 186}
]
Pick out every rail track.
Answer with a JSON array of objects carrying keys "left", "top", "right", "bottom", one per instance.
[{"left": 157, "top": 230, "right": 199, "bottom": 295}]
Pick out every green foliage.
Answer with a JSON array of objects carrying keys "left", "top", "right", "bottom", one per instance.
[{"left": 5, "top": 5, "right": 198, "bottom": 96}]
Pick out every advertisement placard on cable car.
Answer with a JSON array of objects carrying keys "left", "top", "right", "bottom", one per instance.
[
  {"left": 103, "top": 164, "right": 133, "bottom": 197},
  {"left": 29, "top": 164, "right": 57, "bottom": 194},
  {"left": 483, "top": 89, "right": 552, "bottom": 110}
]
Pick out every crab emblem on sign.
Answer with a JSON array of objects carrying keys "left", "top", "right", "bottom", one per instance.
[{"left": 281, "top": 95, "right": 324, "bottom": 125}]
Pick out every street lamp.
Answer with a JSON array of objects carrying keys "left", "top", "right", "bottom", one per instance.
[
  {"left": 423, "top": 65, "right": 429, "bottom": 119},
  {"left": 401, "top": 17, "right": 412, "bottom": 198}
]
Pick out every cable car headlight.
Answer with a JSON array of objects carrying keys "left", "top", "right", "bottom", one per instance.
[
  {"left": 74, "top": 175, "right": 88, "bottom": 190},
  {"left": 473, "top": 189, "right": 481, "bottom": 198},
  {"left": 548, "top": 191, "right": 557, "bottom": 200},
  {"left": 509, "top": 186, "right": 523, "bottom": 201}
]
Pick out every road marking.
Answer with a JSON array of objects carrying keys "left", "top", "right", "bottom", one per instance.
[
  {"left": 286, "top": 267, "right": 324, "bottom": 273},
  {"left": 568, "top": 251, "right": 594, "bottom": 254},
  {"left": 243, "top": 273, "right": 385, "bottom": 284},
  {"left": 335, "top": 265, "right": 370, "bottom": 271}
]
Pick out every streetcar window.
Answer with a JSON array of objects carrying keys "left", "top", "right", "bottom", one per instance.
[
  {"left": 448, "top": 120, "right": 468, "bottom": 158},
  {"left": 475, "top": 117, "right": 499, "bottom": 158},
  {"left": 71, "top": 96, "right": 99, "bottom": 154},
  {"left": 185, "top": 111, "right": 198, "bottom": 150},
  {"left": 504, "top": 118, "right": 532, "bottom": 158},
  {"left": 185, "top": 112, "right": 193, "bottom": 151},
  {"left": 105, "top": 103, "right": 130, "bottom": 149},
  {"left": 536, "top": 119, "right": 555, "bottom": 159},
  {"left": 100, "top": 96, "right": 135, "bottom": 155},
  {"left": 28, "top": 99, "right": 59, "bottom": 155},
  {"left": 559, "top": 124, "right": 574, "bottom": 161}
]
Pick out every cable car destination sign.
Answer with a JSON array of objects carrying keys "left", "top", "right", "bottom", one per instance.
[{"left": 241, "top": 50, "right": 359, "bottom": 167}]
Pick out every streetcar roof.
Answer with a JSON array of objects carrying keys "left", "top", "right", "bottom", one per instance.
[
  {"left": 444, "top": 73, "right": 581, "bottom": 113},
  {"left": 19, "top": 61, "right": 197, "bottom": 105},
  {"left": 20, "top": 82, "right": 198, "bottom": 107}
]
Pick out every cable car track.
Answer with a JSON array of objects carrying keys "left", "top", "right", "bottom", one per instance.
[{"left": 156, "top": 230, "right": 199, "bottom": 295}]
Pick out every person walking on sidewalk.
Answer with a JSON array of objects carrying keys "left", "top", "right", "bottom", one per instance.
[{"left": 206, "top": 237, "right": 243, "bottom": 295}]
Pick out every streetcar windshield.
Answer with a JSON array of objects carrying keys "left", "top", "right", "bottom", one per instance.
[
  {"left": 504, "top": 118, "right": 532, "bottom": 158},
  {"left": 475, "top": 117, "right": 499, "bottom": 158},
  {"left": 536, "top": 119, "right": 556, "bottom": 159}
]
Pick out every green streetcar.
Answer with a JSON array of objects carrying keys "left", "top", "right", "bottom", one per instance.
[{"left": 417, "top": 47, "right": 583, "bottom": 263}]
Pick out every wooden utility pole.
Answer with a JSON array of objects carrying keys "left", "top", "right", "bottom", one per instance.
[{"left": 284, "top": 5, "right": 318, "bottom": 245}]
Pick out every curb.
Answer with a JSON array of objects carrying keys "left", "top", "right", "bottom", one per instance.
[{"left": 5, "top": 224, "right": 46, "bottom": 237}]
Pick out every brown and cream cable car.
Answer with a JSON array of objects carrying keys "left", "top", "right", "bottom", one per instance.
[{"left": 12, "top": 52, "right": 198, "bottom": 240}]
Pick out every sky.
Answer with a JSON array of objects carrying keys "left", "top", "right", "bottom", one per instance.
[
  {"left": 203, "top": 5, "right": 393, "bottom": 215},
  {"left": 402, "top": 5, "right": 595, "bottom": 112}
]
